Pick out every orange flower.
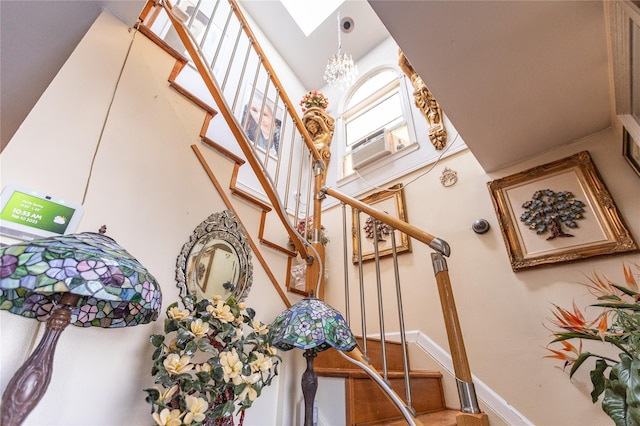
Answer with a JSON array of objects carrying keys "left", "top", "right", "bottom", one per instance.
[
  {"left": 548, "top": 301, "right": 594, "bottom": 333},
  {"left": 596, "top": 313, "right": 609, "bottom": 341},
  {"left": 624, "top": 264, "right": 639, "bottom": 292},
  {"left": 544, "top": 340, "right": 582, "bottom": 365},
  {"left": 584, "top": 271, "right": 619, "bottom": 298}
]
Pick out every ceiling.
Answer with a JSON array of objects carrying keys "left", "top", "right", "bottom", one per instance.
[
  {"left": 0, "top": 0, "right": 146, "bottom": 152},
  {"left": 1, "top": 0, "right": 612, "bottom": 172}
]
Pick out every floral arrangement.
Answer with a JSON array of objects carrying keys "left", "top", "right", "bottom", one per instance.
[
  {"left": 287, "top": 216, "right": 329, "bottom": 251},
  {"left": 299, "top": 90, "right": 328, "bottom": 112},
  {"left": 145, "top": 295, "right": 280, "bottom": 426},
  {"left": 545, "top": 263, "right": 640, "bottom": 425}
]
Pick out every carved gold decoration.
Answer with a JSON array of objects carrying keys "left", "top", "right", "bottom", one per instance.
[
  {"left": 302, "top": 107, "right": 335, "bottom": 178},
  {"left": 398, "top": 50, "right": 447, "bottom": 150}
]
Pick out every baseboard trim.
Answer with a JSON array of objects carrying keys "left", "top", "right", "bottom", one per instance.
[{"left": 383, "top": 330, "right": 534, "bottom": 426}]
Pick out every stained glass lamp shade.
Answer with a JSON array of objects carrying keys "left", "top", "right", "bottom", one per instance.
[
  {"left": 271, "top": 296, "right": 357, "bottom": 426},
  {"left": 0, "top": 231, "right": 162, "bottom": 426}
]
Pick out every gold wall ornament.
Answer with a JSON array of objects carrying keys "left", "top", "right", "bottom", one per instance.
[
  {"left": 440, "top": 167, "right": 458, "bottom": 187},
  {"left": 398, "top": 50, "right": 447, "bottom": 150},
  {"left": 302, "top": 107, "right": 335, "bottom": 178}
]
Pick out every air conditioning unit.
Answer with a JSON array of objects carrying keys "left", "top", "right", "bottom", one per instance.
[{"left": 352, "top": 129, "right": 392, "bottom": 170}]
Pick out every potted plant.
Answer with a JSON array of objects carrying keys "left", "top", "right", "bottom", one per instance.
[
  {"left": 545, "top": 263, "right": 640, "bottom": 425},
  {"left": 287, "top": 216, "right": 329, "bottom": 252},
  {"left": 299, "top": 90, "right": 329, "bottom": 113},
  {"left": 145, "top": 295, "right": 280, "bottom": 426}
]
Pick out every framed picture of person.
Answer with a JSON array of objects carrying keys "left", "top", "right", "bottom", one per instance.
[{"left": 238, "top": 84, "right": 282, "bottom": 156}]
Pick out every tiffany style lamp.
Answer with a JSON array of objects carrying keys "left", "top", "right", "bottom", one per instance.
[
  {"left": 271, "top": 295, "right": 357, "bottom": 426},
  {"left": 0, "top": 230, "right": 162, "bottom": 426}
]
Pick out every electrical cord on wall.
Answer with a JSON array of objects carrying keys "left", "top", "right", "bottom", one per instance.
[
  {"left": 352, "top": 131, "right": 460, "bottom": 193},
  {"left": 81, "top": 26, "right": 139, "bottom": 205}
]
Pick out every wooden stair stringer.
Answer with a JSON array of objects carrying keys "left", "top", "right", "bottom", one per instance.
[
  {"left": 139, "top": 22, "right": 301, "bottom": 302},
  {"left": 138, "top": 24, "right": 218, "bottom": 126},
  {"left": 199, "top": 137, "right": 296, "bottom": 258}
]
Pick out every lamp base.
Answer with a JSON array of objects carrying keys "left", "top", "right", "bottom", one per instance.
[
  {"left": 301, "top": 349, "right": 317, "bottom": 426},
  {"left": 1, "top": 294, "right": 78, "bottom": 426}
]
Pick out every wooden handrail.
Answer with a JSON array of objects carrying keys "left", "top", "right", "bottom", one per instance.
[
  {"left": 162, "top": 0, "right": 308, "bottom": 256},
  {"left": 323, "top": 186, "right": 451, "bottom": 256}
]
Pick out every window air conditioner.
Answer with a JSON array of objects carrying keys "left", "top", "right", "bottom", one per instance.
[{"left": 352, "top": 129, "right": 392, "bottom": 170}]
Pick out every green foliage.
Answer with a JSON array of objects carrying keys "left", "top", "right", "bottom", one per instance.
[
  {"left": 144, "top": 296, "right": 281, "bottom": 426},
  {"left": 546, "top": 264, "right": 640, "bottom": 425}
]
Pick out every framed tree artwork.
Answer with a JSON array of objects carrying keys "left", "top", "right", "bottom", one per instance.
[
  {"left": 487, "top": 151, "right": 638, "bottom": 271},
  {"left": 352, "top": 184, "right": 411, "bottom": 263}
]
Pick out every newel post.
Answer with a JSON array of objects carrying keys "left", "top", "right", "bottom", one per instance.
[
  {"left": 431, "top": 253, "right": 489, "bottom": 426},
  {"left": 302, "top": 106, "right": 334, "bottom": 300},
  {"left": 306, "top": 160, "right": 327, "bottom": 299}
]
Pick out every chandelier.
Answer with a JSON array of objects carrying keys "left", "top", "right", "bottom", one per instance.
[{"left": 323, "top": 12, "right": 358, "bottom": 90}]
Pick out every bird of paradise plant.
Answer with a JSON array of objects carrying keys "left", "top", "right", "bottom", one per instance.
[
  {"left": 545, "top": 263, "right": 640, "bottom": 426},
  {"left": 145, "top": 295, "right": 280, "bottom": 426}
]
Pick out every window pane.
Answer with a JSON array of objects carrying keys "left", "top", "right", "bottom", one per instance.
[
  {"left": 346, "top": 92, "right": 403, "bottom": 146},
  {"left": 389, "top": 124, "right": 410, "bottom": 150},
  {"left": 347, "top": 70, "right": 398, "bottom": 109}
]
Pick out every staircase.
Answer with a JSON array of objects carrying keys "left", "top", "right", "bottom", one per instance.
[
  {"left": 137, "top": 1, "right": 490, "bottom": 425},
  {"left": 315, "top": 338, "right": 458, "bottom": 425}
]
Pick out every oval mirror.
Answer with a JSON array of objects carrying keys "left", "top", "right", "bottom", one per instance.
[{"left": 176, "top": 210, "right": 252, "bottom": 309}]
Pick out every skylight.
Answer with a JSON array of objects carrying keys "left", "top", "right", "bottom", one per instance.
[{"left": 281, "top": 0, "right": 345, "bottom": 37}]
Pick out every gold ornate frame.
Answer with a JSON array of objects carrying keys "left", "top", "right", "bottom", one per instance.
[
  {"left": 487, "top": 151, "right": 638, "bottom": 272},
  {"left": 352, "top": 184, "right": 411, "bottom": 263}
]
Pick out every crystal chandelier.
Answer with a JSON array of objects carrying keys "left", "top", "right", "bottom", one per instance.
[{"left": 323, "top": 12, "right": 358, "bottom": 90}]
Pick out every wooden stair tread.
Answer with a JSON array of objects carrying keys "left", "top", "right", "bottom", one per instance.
[{"left": 358, "top": 408, "right": 459, "bottom": 426}]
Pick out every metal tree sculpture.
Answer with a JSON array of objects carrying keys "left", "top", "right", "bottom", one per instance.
[
  {"left": 520, "top": 189, "right": 586, "bottom": 240},
  {"left": 364, "top": 216, "right": 391, "bottom": 242}
]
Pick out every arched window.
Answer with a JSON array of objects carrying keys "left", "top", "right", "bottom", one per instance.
[{"left": 339, "top": 67, "right": 416, "bottom": 178}]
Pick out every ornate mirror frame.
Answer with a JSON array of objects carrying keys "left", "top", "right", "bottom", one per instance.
[{"left": 176, "top": 210, "right": 253, "bottom": 310}]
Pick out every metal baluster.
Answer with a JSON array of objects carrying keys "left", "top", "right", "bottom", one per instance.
[
  {"left": 253, "top": 77, "right": 271, "bottom": 154},
  {"left": 241, "top": 61, "right": 261, "bottom": 143},
  {"left": 355, "top": 209, "right": 368, "bottom": 359},
  {"left": 293, "top": 137, "right": 305, "bottom": 222},
  {"left": 221, "top": 24, "right": 244, "bottom": 91},
  {"left": 231, "top": 43, "right": 252, "bottom": 112},
  {"left": 273, "top": 105, "right": 289, "bottom": 187},
  {"left": 283, "top": 123, "right": 297, "bottom": 208},
  {"left": 210, "top": 5, "right": 234, "bottom": 70},
  {"left": 342, "top": 202, "right": 351, "bottom": 325},
  {"left": 391, "top": 228, "right": 416, "bottom": 416},
  {"left": 197, "top": 0, "right": 220, "bottom": 50},
  {"left": 186, "top": 0, "right": 203, "bottom": 30},
  {"left": 264, "top": 87, "right": 280, "bottom": 168},
  {"left": 372, "top": 218, "right": 389, "bottom": 383},
  {"left": 305, "top": 151, "right": 313, "bottom": 218}
]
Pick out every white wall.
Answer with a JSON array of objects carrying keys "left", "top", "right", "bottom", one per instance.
[
  {"left": 315, "top": 37, "right": 467, "bottom": 204},
  {"left": 3, "top": 7, "right": 639, "bottom": 426},
  {"left": 0, "top": 11, "right": 291, "bottom": 425},
  {"left": 321, "top": 128, "right": 640, "bottom": 425}
]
